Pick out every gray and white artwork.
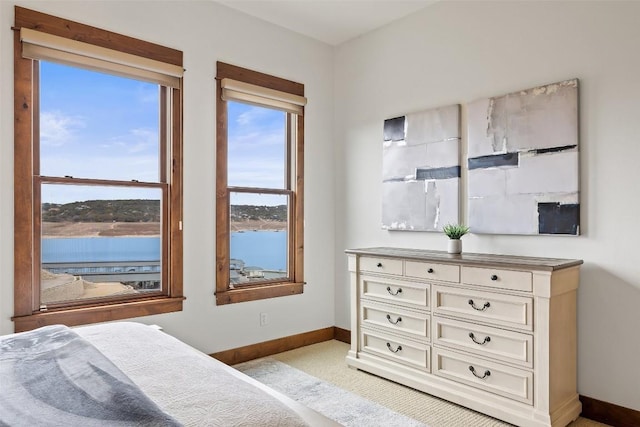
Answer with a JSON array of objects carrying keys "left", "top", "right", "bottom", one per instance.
[
  {"left": 467, "top": 79, "right": 579, "bottom": 235},
  {"left": 382, "top": 105, "right": 461, "bottom": 231}
]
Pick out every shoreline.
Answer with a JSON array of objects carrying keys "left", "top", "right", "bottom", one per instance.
[
  {"left": 42, "top": 220, "right": 286, "bottom": 237},
  {"left": 42, "top": 228, "right": 285, "bottom": 238}
]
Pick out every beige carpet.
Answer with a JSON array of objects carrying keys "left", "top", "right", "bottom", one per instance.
[{"left": 269, "top": 340, "right": 609, "bottom": 427}]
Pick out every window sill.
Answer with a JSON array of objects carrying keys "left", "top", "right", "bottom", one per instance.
[
  {"left": 216, "top": 282, "right": 304, "bottom": 305},
  {"left": 12, "top": 296, "right": 185, "bottom": 333}
]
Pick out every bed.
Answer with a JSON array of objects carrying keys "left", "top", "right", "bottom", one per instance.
[{"left": 0, "top": 321, "right": 340, "bottom": 426}]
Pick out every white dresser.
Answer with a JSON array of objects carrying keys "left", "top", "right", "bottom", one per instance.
[{"left": 346, "top": 247, "right": 583, "bottom": 427}]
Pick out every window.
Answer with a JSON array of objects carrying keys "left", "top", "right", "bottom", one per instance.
[
  {"left": 13, "top": 7, "right": 184, "bottom": 332},
  {"left": 215, "top": 62, "right": 306, "bottom": 304}
]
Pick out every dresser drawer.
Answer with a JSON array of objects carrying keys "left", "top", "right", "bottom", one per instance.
[
  {"left": 361, "top": 328, "right": 430, "bottom": 372},
  {"left": 433, "top": 348, "right": 533, "bottom": 404},
  {"left": 405, "top": 261, "right": 460, "bottom": 283},
  {"left": 433, "top": 317, "right": 533, "bottom": 368},
  {"left": 361, "top": 275, "right": 429, "bottom": 309},
  {"left": 362, "top": 300, "right": 430, "bottom": 342},
  {"left": 433, "top": 285, "right": 533, "bottom": 331},
  {"left": 360, "top": 256, "right": 403, "bottom": 275},
  {"left": 462, "top": 266, "right": 532, "bottom": 292}
]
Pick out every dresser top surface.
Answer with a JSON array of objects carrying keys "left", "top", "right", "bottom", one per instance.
[{"left": 345, "top": 247, "right": 583, "bottom": 271}]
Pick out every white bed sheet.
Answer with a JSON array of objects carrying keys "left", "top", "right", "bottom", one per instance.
[{"left": 74, "top": 322, "right": 339, "bottom": 427}]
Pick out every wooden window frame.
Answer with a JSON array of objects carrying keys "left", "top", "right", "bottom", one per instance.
[
  {"left": 215, "top": 62, "right": 304, "bottom": 305},
  {"left": 12, "top": 7, "right": 184, "bottom": 332}
]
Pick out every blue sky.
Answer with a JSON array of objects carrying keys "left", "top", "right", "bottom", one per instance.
[
  {"left": 40, "top": 62, "right": 286, "bottom": 206},
  {"left": 227, "top": 101, "right": 287, "bottom": 206},
  {"left": 40, "top": 61, "right": 160, "bottom": 204}
]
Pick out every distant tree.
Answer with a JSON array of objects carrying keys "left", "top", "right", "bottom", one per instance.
[{"left": 41, "top": 199, "right": 161, "bottom": 223}]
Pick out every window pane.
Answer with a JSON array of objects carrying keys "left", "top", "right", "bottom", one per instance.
[
  {"left": 227, "top": 101, "right": 287, "bottom": 189},
  {"left": 41, "top": 184, "right": 162, "bottom": 304},
  {"left": 229, "top": 192, "right": 288, "bottom": 285},
  {"left": 39, "top": 61, "right": 161, "bottom": 182}
]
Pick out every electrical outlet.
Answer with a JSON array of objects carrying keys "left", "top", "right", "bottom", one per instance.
[{"left": 259, "top": 312, "right": 269, "bottom": 326}]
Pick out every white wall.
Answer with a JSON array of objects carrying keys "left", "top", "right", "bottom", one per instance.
[
  {"left": 0, "top": 1, "right": 336, "bottom": 354},
  {"left": 333, "top": 0, "right": 640, "bottom": 411}
]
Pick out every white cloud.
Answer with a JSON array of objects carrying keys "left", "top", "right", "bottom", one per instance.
[
  {"left": 236, "top": 106, "right": 271, "bottom": 126},
  {"left": 106, "top": 127, "right": 158, "bottom": 154},
  {"left": 228, "top": 158, "right": 286, "bottom": 188},
  {"left": 136, "top": 84, "right": 159, "bottom": 104},
  {"left": 230, "top": 129, "right": 284, "bottom": 150},
  {"left": 40, "top": 111, "right": 84, "bottom": 146},
  {"left": 42, "top": 125, "right": 159, "bottom": 183},
  {"left": 234, "top": 104, "right": 285, "bottom": 130},
  {"left": 128, "top": 128, "right": 158, "bottom": 153}
]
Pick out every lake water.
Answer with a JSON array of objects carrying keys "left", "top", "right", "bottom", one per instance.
[
  {"left": 42, "top": 237, "right": 160, "bottom": 263},
  {"left": 230, "top": 231, "right": 287, "bottom": 270},
  {"left": 42, "top": 231, "right": 287, "bottom": 270}
]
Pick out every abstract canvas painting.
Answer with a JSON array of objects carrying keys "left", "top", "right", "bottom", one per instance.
[
  {"left": 382, "top": 105, "right": 460, "bottom": 231},
  {"left": 467, "top": 79, "right": 579, "bottom": 235}
]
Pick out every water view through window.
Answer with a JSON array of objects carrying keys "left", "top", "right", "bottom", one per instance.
[
  {"left": 229, "top": 192, "right": 288, "bottom": 285},
  {"left": 39, "top": 61, "right": 163, "bottom": 304},
  {"left": 40, "top": 186, "right": 162, "bottom": 305},
  {"left": 227, "top": 101, "right": 289, "bottom": 285}
]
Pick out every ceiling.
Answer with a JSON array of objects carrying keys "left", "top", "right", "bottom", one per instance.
[{"left": 216, "top": 1, "right": 436, "bottom": 46}]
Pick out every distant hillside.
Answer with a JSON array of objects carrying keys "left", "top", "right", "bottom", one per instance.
[
  {"left": 230, "top": 204, "right": 287, "bottom": 222},
  {"left": 42, "top": 200, "right": 160, "bottom": 223},
  {"left": 42, "top": 200, "right": 287, "bottom": 224}
]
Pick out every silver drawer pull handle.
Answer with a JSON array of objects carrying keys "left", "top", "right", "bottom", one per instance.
[
  {"left": 469, "top": 366, "right": 491, "bottom": 379},
  {"left": 386, "top": 314, "right": 402, "bottom": 325},
  {"left": 468, "top": 299, "right": 490, "bottom": 311},
  {"left": 386, "top": 286, "right": 402, "bottom": 296},
  {"left": 386, "top": 342, "right": 402, "bottom": 353},
  {"left": 468, "top": 332, "right": 491, "bottom": 345}
]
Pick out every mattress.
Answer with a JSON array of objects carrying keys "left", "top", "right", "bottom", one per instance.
[
  {"left": 74, "top": 322, "right": 339, "bottom": 426},
  {"left": 1, "top": 321, "right": 338, "bottom": 426}
]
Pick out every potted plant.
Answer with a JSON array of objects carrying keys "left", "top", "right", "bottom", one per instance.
[{"left": 442, "top": 224, "right": 470, "bottom": 254}]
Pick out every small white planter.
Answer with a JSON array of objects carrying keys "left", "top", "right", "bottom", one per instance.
[{"left": 447, "top": 239, "right": 462, "bottom": 254}]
